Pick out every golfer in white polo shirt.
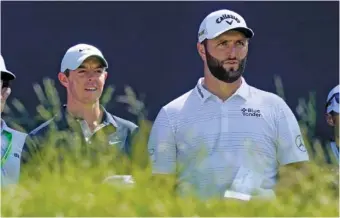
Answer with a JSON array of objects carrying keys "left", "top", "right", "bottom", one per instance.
[
  {"left": 1, "top": 55, "right": 27, "bottom": 188},
  {"left": 148, "top": 9, "right": 310, "bottom": 199}
]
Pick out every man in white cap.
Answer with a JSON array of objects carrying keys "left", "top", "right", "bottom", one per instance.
[
  {"left": 325, "top": 85, "right": 339, "bottom": 164},
  {"left": 148, "top": 9, "right": 310, "bottom": 200},
  {"left": 0, "top": 55, "right": 27, "bottom": 187},
  {"left": 21, "top": 44, "right": 139, "bottom": 175}
]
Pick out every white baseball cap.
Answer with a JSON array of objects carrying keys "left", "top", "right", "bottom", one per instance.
[
  {"left": 0, "top": 55, "right": 16, "bottom": 80},
  {"left": 60, "top": 43, "right": 108, "bottom": 72},
  {"left": 326, "top": 85, "right": 339, "bottom": 114},
  {"left": 198, "top": 9, "right": 254, "bottom": 43}
]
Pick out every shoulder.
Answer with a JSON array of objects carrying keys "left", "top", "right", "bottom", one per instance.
[
  {"left": 111, "top": 114, "right": 138, "bottom": 133},
  {"left": 151, "top": 89, "right": 197, "bottom": 127},
  {"left": 1, "top": 120, "right": 28, "bottom": 143},
  {"left": 2, "top": 120, "right": 27, "bottom": 136},
  {"left": 5, "top": 126, "right": 28, "bottom": 142},
  {"left": 248, "top": 85, "right": 291, "bottom": 113},
  {"left": 6, "top": 127, "right": 27, "bottom": 137},
  {"left": 28, "top": 117, "right": 56, "bottom": 137},
  {"left": 162, "top": 89, "right": 196, "bottom": 115},
  {"left": 249, "top": 86, "right": 286, "bottom": 105}
]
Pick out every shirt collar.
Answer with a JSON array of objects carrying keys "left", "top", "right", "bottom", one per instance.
[
  {"left": 195, "top": 77, "right": 251, "bottom": 103},
  {"left": 101, "top": 107, "right": 118, "bottom": 127},
  {"left": 58, "top": 105, "right": 118, "bottom": 129},
  {"left": 0, "top": 119, "right": 9, "bottom": 133}
]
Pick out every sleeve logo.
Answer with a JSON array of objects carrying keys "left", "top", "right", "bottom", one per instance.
[{"left": 295, "top": 135, "right": 307, "bottom": 152}]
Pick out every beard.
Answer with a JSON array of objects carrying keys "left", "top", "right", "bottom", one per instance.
[{"left": 205, "top": 48, "right": 247, "bottom": 83}]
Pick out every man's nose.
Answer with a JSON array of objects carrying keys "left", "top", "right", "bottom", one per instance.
[
  {"left": 226, "top": 46, "right": 237, "bottom": 58},
  {"left": 86, "top": 71, "right": 97, "bottom": 80}
]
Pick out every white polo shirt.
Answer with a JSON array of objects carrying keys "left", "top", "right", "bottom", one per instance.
[
  {"left": 1, "top": 119, "right": 27, "bottom": 188},
  {"left": 148, "top": 77, "right": 309, "bottom": 198}
]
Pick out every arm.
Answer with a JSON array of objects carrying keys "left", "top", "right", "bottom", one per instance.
[
  {"left": 21, "top": 118, "right": 54, "bottom": 166},
  {"left": 20, "top": 132, "right": 45, "bottom": 181},
  {"left": 128, "top": 124, "right": 150, "bottom": 170},
  {"left": 275, "top": 98, "right": 310, "bottom": 193},
  {"left": 20, "top": 118, "right": 55, "bottom": 179},
  {"left": 21, "top": 133, "right": 41, "bottom": 166},
  {"left": 147, "top": 108, "right": 177, "bottom": 193}
]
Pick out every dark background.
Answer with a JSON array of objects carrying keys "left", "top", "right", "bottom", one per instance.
[{"left": 1, "top": 1, "right": 339, "bottom": 144}]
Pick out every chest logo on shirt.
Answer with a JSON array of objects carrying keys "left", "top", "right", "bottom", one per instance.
[
  {"left": 241, "top": 108, "right": 262, "bottom": 117},
  {"left": 108, "top": 128, "right": 127, "bottom": 147},
  {"left": 108, "top": 134, "right": 122, "bottom": 145}
]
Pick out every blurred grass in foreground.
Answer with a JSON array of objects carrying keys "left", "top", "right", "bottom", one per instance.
[
  {"left": 1, "top": 77, "right": 339, "bottom": 216},
  {"left": 2, "top": 160, "right": 338, "bottom": 217}
]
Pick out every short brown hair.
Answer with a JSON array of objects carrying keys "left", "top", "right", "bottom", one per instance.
[{"left": 63, "top": 69, "right": 70, "bottom": 77}]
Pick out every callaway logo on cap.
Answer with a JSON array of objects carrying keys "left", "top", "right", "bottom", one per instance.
[
  {"left": 198, "top": 9, "right": 254, "bottom": 43},
  {"left": 60, "top": 43, "right": 108, "bottom": 72}
]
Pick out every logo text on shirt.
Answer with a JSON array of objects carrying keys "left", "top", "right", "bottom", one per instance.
[{"left": 241, "top": 108, "right": 261, "bottom": 117}]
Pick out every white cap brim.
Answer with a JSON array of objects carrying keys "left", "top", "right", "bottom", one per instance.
[
  {"left": 69, "top": 53, "right": 108, "bottom": 71},
  {"left": 208, "top": 27, "right": 254, "bottom": 41}
]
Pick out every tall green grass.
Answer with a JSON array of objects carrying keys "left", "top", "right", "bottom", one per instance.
[{"left": 1, "top": 77, "right": 339, "bottom": 217}]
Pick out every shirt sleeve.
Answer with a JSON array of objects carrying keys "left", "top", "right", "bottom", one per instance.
[
  {"left": 147, "top": 107, "right": 177, "bottom": 174},
  {"left": 276, "top": 98, "right": 310, "bottom": 165}
]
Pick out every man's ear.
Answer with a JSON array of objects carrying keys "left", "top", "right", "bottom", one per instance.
[
  {"left": 197, "top": 42, "right": 206, "bottom": 62},
  {"left": 58, "top": 72, "right": 69, "bottom": 88},
  {"left": 326, "top": 113, "right": 335, "bottom": 127}
]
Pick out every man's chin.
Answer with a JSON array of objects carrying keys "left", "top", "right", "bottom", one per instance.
[
  {"left": 221, "top": 73, "right": 242, "bottom": 83},
  {"left": 227, "top": 71, "right": 242, "bottom": 78},
  {"left": 79, "top": 96, "right": 99, "bottom": 104}
]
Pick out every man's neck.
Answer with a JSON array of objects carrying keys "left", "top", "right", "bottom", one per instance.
[
  {"left": 203, "top": 75, "right": 242, "bottom": 101},
  {"left": 66, "top": 100, "right": 103, "bottom": 132}
]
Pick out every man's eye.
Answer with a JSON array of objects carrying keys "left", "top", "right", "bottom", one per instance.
[
  {"left": 236, "top": 41, "right": 245, "bottom": 46},
  {"left": 219, "top": 41, "right": 228, "bottom": 46}
]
